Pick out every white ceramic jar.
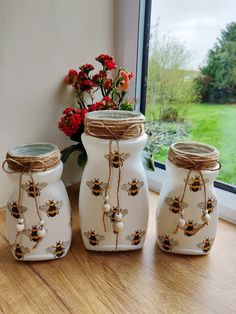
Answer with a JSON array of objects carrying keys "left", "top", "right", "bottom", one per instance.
[
  {"left": 79, "top": 111, "right": 149, "bottom": 251},
  {"left": 3, "top": 143, "right": 72, "bottom": 261},
  {"left": 156, "top": 142, "right": 220, "bottom": 255}
]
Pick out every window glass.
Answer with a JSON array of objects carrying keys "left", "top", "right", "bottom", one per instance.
[{"left": 146, "top": 0, "right": 236, "bottom": 185}]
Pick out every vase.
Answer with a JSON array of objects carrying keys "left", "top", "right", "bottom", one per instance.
[
  {"left": 3, "top": 143, "right": 72, "bottom": 261},
  {"left": 79, "top": 110, "right": 149, "bottom": 251},
  {"left": 156, "top": 142, "right": 220, "bottom": 255}
]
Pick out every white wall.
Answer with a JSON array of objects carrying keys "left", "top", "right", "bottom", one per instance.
[{"left": 0, "top": 0, "right": 115, "bottom": 207}]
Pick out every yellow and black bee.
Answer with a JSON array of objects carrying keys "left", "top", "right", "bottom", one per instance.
[
  {"left": 126, "top": 229, "right": 145, "bottom": 246},
  {"left": 39, "top": 200, "right": 63, "bottom": 217},
  {"left": 86, "top": 178, "right": 107, "bottom": 196},
  {"left": 165, "top": 196, "right": 188, "bottom": 214},
  {"left": 106, "top": 207, "right": 128, "bottom": 222},
  {"left": 7, "top": 201, "right": 27, "bottom": 219},
  {"left": 158, "top": 234, "right": 179, "bottom": 251},
  {"left": 13, "top": 243, "right": 30, "bottom": 260},
  {"left": 198, "top": 197, "right": 217, "bottom": 214},
  {"left": 23, "top": 226, "right": 40, "bottom": 242},
  {"left": 182, "top": 220, "right": 206, "bottom": 237},
  {"left": 22, "top": 181, "right": 47, "bottom": 198},
  {"left": 46, "top": 241, "right": 70, "bottom": 258},
  {"left": 197, "top": 237, "right": 214, "bottom": 253},
  {"left": 121, "top": 178, "right": 144, "bottom": 196},
  {"left": 104, "top": 151, "right": 130, "bottom": 168},
  {"left": 187, "top": 175, "right": 209, "bottom": 192},
  {"left": 84, "top": 230, "right": 105, "bottom": 246}
]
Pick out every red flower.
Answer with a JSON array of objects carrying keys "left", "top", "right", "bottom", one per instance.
[
  {"left": 117, "top": 69, "right": 130, "bottom": 92},
  {"left": 65, "top": 69, "right": 78, "bottom": 85},
  {"left": 104, "top": 78, "right": 112, "bottom": 89},
  {"left": 104, "top": 59, "right": 117, "bottom": 70},
  {"left": 88, "top": 104, "right": 98, "bottom": 112},
  {"left": 128, "top": 72, "right": 134, "bottom": 80},
  {"left": 79, "top": 79, "right": 95, "bottom": 92},
  {"left": 79, "top": 63, "right": 94, "bottom": 73},
  {"left": 58, "top": 113, "right": 82, "bottom": 137},
  {"left": 63, "top": 107, "right": 78, "bottom": 115}
]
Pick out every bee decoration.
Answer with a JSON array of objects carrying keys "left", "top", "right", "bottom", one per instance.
[
  {"left": 104, "top": 151, "right": 130, "bottom": 168},
  {"left": 165, "top": 196, "right": 188, "bottom": 214},
  {"left": 106, "top": 206, "right": 128, "bottom": 222},
  {"left": 121, "top": 178, "right": 144, "bottom": 196},
  {"left": 182, "top": 220, "right": 207, "bottom": 237},
  {"left": 84, "top": 230, "right": 105, "bottom": 246},
  {"left": 7, "top": 201, "right": 27, "bottom": 219},
  {"left": 39, "top": 200, "right": 63, "bottom": 217},
  {"left": 158, "top": 234, "right": 179, "bottom": 251},
  {"left": 86, "top": 178, "right": 108, "bottom": 196},
  {"left": 198, "top": 197, "right": 217, "bottom": 214},
  {"left": 22, "top": 181, "right": 47, "bottom": 198},
  {"left": 187, "top": 175, "right": 209, "bottom": 192},
  {"left": 126, "top": 229, "right": 145, "bottom": 246},
  {"left": 197, "top": 237, "right": 214, "bottom": 253},
  {"left": 13, "top": 243, "right": 30, "bottom": 260},
  {"left": 46, "top": 241, "right": 70, "bottom": 258},
  {"left": 23, "top": 225, "right": 41, "bottom": 243}
]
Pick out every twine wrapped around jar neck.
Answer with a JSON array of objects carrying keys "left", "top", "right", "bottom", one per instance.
[
  {"left": 168, "top": 142, "right": 221, "bottom": 171},
  {"left": 84, "top": 110, "right": 144, "bottom": 140}
]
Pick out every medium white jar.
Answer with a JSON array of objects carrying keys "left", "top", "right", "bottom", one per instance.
[
  {"left": 156, "top": 142, "right": 220, "bottom": 255},
  {"left": 79, "top": 111, "right": 149, "bottom": 251},
  {"left": 3, "top": 143, "right": 72, "bottom": 261}
]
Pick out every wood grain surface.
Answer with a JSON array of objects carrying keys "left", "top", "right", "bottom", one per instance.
[{"left": 0, "top": 185, "right": 236, "bottom": 314}]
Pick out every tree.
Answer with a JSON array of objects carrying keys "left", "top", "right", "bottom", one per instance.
[
  {"left": 147, "top": 26, "right": 198, "bottom": 121},
  {"left": 196, "top": 22, "right": 236, "bottom": 103}
]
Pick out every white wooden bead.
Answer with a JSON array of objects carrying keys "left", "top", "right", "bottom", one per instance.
[
  {"left": 16, "top": 223, "right": 25, "bottom": 232},
  {"left": 38, "top": 228, "right": 47, "bottom": 237},
  {"left": 104, "top": 195, "right": 110, "bottom": 201},
  {"left": 18, "top": 218, "right": 24, "bottom": 224},
  {"left": 40, "top": 219, "right": 45, "bottom": 225},
  {"left": 112, "top": 221, "right": 124, "bottom": 233},
  {"left": 203, "top": 214, "right": 211, "bottom": 222},
  {"left": 177, "top": 218, "right": 185, "bottom": 228},
  {"left": 113, "top": 212, "right": 123, "bottom": 222},
  {"left": 103, "top": 203, "right": 111, "bottom": 213}
]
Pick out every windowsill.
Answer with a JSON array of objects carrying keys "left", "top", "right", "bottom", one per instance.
[{"left": 146, "top": 167, "right": 236, "bottom": 224}]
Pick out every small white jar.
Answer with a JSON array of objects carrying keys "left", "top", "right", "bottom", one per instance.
[
  {"left": 156, "top": 142, "right": 220, "bottom": 255},
  {"left": 3, "top": 143, "right": 72, "bottom": 261},
  {"left": 79, "top": 111, "right": 149, "bottom": 251}
]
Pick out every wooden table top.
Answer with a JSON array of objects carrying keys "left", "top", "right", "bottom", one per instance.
[{"left": 0, "top": 184, "right": 236, "bottom": 314}]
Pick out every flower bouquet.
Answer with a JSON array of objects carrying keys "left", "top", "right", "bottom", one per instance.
[{"left": 58, "top": 54, "right": 154, "bottom": 170}]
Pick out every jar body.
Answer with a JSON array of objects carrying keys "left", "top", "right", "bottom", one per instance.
[
  {"left": 156, "top": 160, "right": 219, "bottom": 255},
  {"left": 79, "top": 133, "right": 149, "bottom": 251},
  {"left": 6, "top": 162, "right": 72, "bottom": 261}
]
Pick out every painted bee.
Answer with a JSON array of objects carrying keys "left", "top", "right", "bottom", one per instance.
[
  {"left": 126, "top": 229, "right": 145, "bottom": 246},
  {"left": 198, "top": 197, "right": 217, "bottom": 214},
  {"left": 187, "top": 175, "right": 209, "bottom": 192},
  {"left": 23, "top": 226, "right": 40, "bottom": 242},
  {"left": 13, "top": 243, "right": 30, "bottom": 260},
  {"left": 158, "top": 234, "right": 179, "bottom": 251},
  {"left": 183, "top": 220, "right": 206, "bottom": 237},
  {"left": 7, "top": 201, "right": 27, "bottom": 219},
  {"left": 106, "top": 207, "right": 128, "bottom": 222},
  {"left": 84, "top": 230, "right": 105, "bottom": 246},
  {"left": 22, "top": 181, "right": 47, "bottom": 198},
  {"left": 197, "top": 237, "right": 214, "bottom": 253},
  {"left": 104, "top": 151, "right": 130, "bottom": 168},
  {"left": 46, "top": 241, "right": 70, "bottom": 258},
  {"left": 165, "top": 196, "right": 188, "bottom": 214},
  {"left": 86, "top": 178, "right": 108, "bottom": 196},
  {"left": 39, "top": 200, "right": 63, "bottom": 217},
  {"left": 121, "top": 179, "right": 144, "bottom": 196}
]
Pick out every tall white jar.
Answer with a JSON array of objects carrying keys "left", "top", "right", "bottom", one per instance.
[
  {"left": 79, "top": 111, "right": 149, "bottom": 251},
  {"left": 156, "top": 142, "right": 220, "bottom": 255},
  {"left": 3, "top": 143, "right": 72, "bottom": 261}
]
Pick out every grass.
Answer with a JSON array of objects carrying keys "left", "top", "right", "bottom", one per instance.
[{"left": 145, "top": 103, "right": 236, "bottom": 185}]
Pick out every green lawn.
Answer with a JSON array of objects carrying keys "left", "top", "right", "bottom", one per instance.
[{"left": 146, "top": 103, "right": 236, "bottom": 185}]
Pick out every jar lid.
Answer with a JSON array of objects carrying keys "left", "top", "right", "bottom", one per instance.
[
  {"left": 168, "top": 141, "right": 220, "bottom": 170},
  {"left": 84, "top": 110, "right": 144, "bottom": 140},
  {"left": 5, "top": 143, "right": 61, "bottom": 172}
]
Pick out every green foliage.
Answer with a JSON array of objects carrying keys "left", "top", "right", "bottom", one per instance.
[
  {"left": 147, "top": 26, "right": 199, "bottom": 121},
  {"left": 196, "top": 22, "right": 236, "bottom": 103}
]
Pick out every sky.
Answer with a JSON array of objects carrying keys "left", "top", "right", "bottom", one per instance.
[{"left": 151, "top": 0, "right": 236, "bottom": 69}]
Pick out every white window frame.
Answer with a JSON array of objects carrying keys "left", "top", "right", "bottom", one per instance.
[{"left": 115, "top": 0, "right": 236, "bottom": 224}]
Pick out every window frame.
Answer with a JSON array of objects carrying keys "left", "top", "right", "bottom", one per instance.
[{"left": 115, "top": 0, "right": 236, "bottom": 224}]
